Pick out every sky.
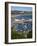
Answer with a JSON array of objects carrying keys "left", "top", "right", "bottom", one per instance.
[{"left": 11, "top": 6, "right": 32, "bottom": 11}]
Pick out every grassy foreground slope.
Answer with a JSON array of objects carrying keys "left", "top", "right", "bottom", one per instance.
[{"left": 11, "top": 27, "right": 32, "bottom": 39}]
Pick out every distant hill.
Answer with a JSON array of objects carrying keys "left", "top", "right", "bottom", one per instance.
[{"left": 11, "top": 10, "right": 32, "bottom": 15}]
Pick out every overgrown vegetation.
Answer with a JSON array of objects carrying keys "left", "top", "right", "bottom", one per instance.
[{"left": 11, "top": 27, "right": 32, "bottom": 39}]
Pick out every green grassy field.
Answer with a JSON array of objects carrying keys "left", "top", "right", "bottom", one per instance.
[{"left": 11, "top": 26, "right": 32, "bottom": 39}]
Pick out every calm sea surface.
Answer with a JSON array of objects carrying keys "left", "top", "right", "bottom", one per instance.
[
  {"left": 16, "top": 15, "right": 32, "bottom": 19},
  {"left": 16, "top": 15, "right": 32, "bottom": 31}
]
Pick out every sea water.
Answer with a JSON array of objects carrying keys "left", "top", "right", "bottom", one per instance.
[{"left": 16, "top": 15, "right": 32, "bottom": 31}]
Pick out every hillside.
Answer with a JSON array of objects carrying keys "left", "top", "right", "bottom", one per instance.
[{"left": 11, "top": 10, "right": 32, "bottom": 15}]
